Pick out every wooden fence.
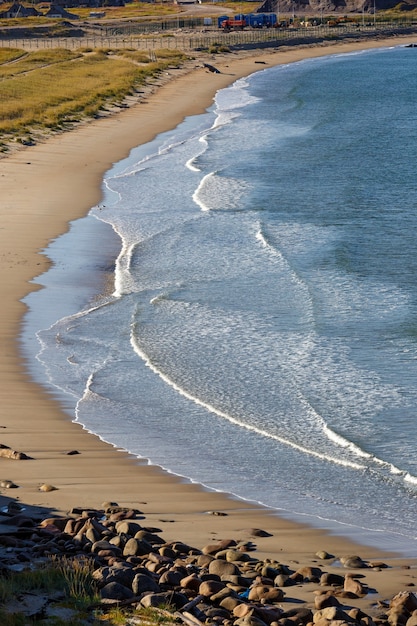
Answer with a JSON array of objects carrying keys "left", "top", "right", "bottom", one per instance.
[{"left": 1, "top": 22, "right": 416, "bottom": 51}]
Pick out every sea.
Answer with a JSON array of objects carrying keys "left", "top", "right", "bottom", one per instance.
[{"left": 21, "top": 43, "right": 417, "bottom": 557}]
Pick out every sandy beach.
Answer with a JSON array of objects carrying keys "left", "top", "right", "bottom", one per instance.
[{"left": 1, "top": 35, "right": 417, "bottom": 613}]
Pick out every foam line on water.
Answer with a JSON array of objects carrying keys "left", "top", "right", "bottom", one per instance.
[
  {"left": 256, "top": 224, "right": 315, "bottom": 325},
  {"left": 34, "top": 298, "right": 115, "bottom": 404},
  {"left": 256, "top": 226, "right": 417, "bottom": 486},
  {"left": 192, "top": 172, "right": 216, "bottom": 212},
  {"left": 112, "top": 227, "right": 136, "bottom": 298},
  {"left": 320, "top": 420, "right": 417, "bottom": 483},
  {"left": 186, "top": 135, "right": 208, "bottom": 172},
  {"left": 130, "top": 313, "right": 365, "bottom": 471}
]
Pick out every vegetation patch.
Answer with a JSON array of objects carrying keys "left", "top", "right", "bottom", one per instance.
[
  {"left": 0, "top": 48, "right": 28, "bottom": 64},
  {"left": 208, "top": 42, "right": 231, "bottom": 53},
  {"left": 0, "top": 48, "right": 81, "bottom": 77},
  {"left": 0, "top": 47, "right": 188, "bottom": 146},
  {"left": 0, "top": 556, "right": 178, "bottom": 624}
]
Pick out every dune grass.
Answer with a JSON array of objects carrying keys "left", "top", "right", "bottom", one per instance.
[
  {"left": 0, "top": 48, "right": 28, "bottom": 64},
  {"left": 0, "top": 554, "right": 98, "bottom": 602},
  {"left": 0, "top": 47, "right": 188, "bottom": 147},
  {"left": 0, "top": 554, "right": 179, "bottom": 624},
  {"left": 0, "top": 48, "right": 81, "bottom": 77}
]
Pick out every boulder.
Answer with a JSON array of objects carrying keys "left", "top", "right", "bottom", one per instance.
[
  {"left": 219, "top": 595, "right": 242, "bottom": 611},
  {"left": 316, "top": 551, "right": 334, "bottom": 560},
  {"left": 123, "top": 537, "right": 152, "bottom": 557},
  {"left": 159, "top": 546, "right": 177, "bottom": 559},
  {"left": 340, "top": 555, "right": 367, "bottom": 569},
  {"left": 388, "top": 608, "right": 410, "bottom": 626},
  {"left": 135, "top": 530, "right": 165, "bottom": 545},
  {"left": 202, "top": 543, "right": 225, "bottom": 555},
  {"left": 391, "top": 592, "right": 417, "bottom": 614},
  {"left": 225, "top": 549, "right": 251, "bottom": 562},
  {"left": 180, "top": 573, "right": 202, "bottom": 591},
  {"left": 208, "top": 558, "right": 240, "bottom": 578},
  {"left": 255, "top": 605, "right": 283, "bottom": 624},
  {"left": 314, "top": 591, "right": 341, "bottom": 610},
  {"left": 347, "top": 608, "right": 375, "bottom": 626},
  {"left": 132, "top": 572, "right": 160, "bottom": 595},
  {"left": 197, "top": 554, "right": 214, "bottom": 567},
  {"left": 0, "top": 480, "right": 18, "bottom": 489},
  {"left": 100, "top": 582, "right": 134, "bottom": 601},
  {"left": 210, "top": 586, "right": 236, "bottom": 603},
  {"left": 109, "top": 535, "right": 124, "bottom": 549},
  {"left": 313, "top": 607, "right": 350, "bottom": 623},
  {"left": 261, "top": 565, "right": 282, "bottom": 579},
  {"left": 281, "top": 607, "right": 314, "bottom": 625},
  {"left": 93, "top": 564, "right": 135, "bottom": 588},
  {"left": 244, "top": 528, "right": 273, "bottom": 538},
  {"left": 170, "top": 542, "right": 197, "bottom": 556},
  {"left": 274, "top": 573, "right": 294, "bottom": 587},
  {"left": 248, "top": 585, "right": 284, "bottom": 602},
  {"left": 140, "top": 591, "right": 188, "bottom": 610},
  {"left": 85, "top": 527, "right": 100, "bottom": 544},
  {"left": 91, "top": 540, "right": 121, "bottom": 556},
  {"left": 39, "top": 484, "right": 57, "bottom": 492},
  {"left": 199, "top": 579, "right": 226, "bottom": 597},
  {"left": 406, "top": 610, "right": 417, "bottom": 626},
  {"left": 320, "top": 573, "right": 344, "bottom": 587},
  {"left": 115, "top": 520, "right": 143, "bottom": 536},
  {"left": 234, "top": 604, "right": 254, "bottom": 618},
  {"left": 158, "top": 569, "right": 183, "bottom": 586},
  {"left": 291, "top": 566, "right": 322, "bottom": 582},
  {"left": 344, "top": 574, "right": 366, "bottom": 596},
  {"left": 0, "top": 447, "right": 32, "bottom": 460}
]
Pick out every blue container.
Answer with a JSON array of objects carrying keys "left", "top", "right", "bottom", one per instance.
[
  {"left": 218, "top": 15, "right": 230, "bottom": 28},
  {"left": 248, "top": 13, "right": 264, "bottom": 27}
]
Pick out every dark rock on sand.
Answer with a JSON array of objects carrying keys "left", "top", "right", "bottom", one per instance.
[
  {"left": 314, "top": 590, "right": 342, "bottom": 610},
  {"left": 344, "top": 573, "right": 367, "bottom": 596},
  {"left": 0, "top": 479, "right": 18, "bottom": 488},
  {"left": 340, "top": 555, "right": 368, "bottom": 569},
  {"left": 0, "top": 445, "right": 32, "bottom": 460},
  {"left": 100, "top": 581, "right": 135, "bottom": 601},
  {"left": 132, "top": 572, "right": 161, "bottom": 594},
  {"left": 320, "top": 572, "right": 345, "bottom": 587}
]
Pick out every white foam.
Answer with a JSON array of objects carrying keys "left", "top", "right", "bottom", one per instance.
[
  {"left": 192, "top": 171, "right": 250, "bottom": 213},
  {"left": 130, "top": 307, "right": 366, "bottom": 471}
]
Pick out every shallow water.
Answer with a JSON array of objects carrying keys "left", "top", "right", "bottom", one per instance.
[{"left": 23, "top": 44, "right": 417, "bottom": 556}]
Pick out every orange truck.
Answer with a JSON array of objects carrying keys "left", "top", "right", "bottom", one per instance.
[{"left": 220, "top": 17, "right": 247, "bottom": 30}]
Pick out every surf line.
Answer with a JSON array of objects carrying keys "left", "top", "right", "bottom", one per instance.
[
  {"left": 192, "top": 171, "right": 218, "bottom": 212},
  {"left": 129, "top": 315, "right": 365, "bottom": 471}
]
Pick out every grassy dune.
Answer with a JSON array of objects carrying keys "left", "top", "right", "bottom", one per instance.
[{"left": 0, "top": 47, "right": 188, "bottom": 150}]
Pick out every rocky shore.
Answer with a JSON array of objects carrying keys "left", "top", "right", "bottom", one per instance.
[{"left": 0, "top": 501, "right": 416, "bottom": 624}]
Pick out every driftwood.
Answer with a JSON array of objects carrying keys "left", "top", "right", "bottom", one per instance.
[
  {"left": 179, "top": 595, "right": 205, "bottom": 613},
  {"left": 175, "top": 611, "right": 205, "bottom": 626},
  {"left": 203, "top": 63, "right": 221, "bottom": 74}
]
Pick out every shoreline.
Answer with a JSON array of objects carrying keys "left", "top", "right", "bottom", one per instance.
[{"left": 1, "top": 35, "right": 417, "bottom": 610}]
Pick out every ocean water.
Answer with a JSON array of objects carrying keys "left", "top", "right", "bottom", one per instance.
[{"left": 22, "top": 44, "right": 417, "bottom": 556}]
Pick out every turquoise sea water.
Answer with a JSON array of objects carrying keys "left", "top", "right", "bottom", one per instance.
[{"left": 23, "top": 44, "right": 417, "bottom": 555}]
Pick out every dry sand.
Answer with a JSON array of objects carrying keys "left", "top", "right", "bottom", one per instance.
[{"left": 1, "top": 35, "right": 417, "bottom": 610}]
